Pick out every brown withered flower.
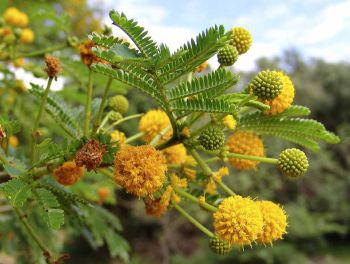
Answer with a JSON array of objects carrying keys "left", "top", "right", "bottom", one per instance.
[
  {"left": 75, "top": 139, "right": 106, "bottom": 171},
  {"left": 79, "top": 40, "right": 106, "bottom": 67},
  {"left": 44, "top": 55, "right": 61, "bottom": 78}
]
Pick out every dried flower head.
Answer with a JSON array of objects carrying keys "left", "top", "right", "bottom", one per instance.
[
  {"left": 75, "top": 139, "right": 106, "bottom": 171},
  {"left": 53, "top": 161, "right": 84, "bottom": 186},
  {"left": 44, "top": 55, "right": 61, "bottom": 78},
  {"left": 79, "top": 40, "right": 105, "bottom": 66}
]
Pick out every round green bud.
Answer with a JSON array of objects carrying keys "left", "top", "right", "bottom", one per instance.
[
  {"left": 278, "top": 148, "right": 309, "bottom": 178},
  {"left": 67, "top": 36, "right": 79, "bottom": 47},
  {"left": 249, "top": 70, "right": 283, "bottom": 100},
  {"left": 13, "top": 28, "right": 22, "bottom": 38},
  {"left": 198, "top": 125, "right": 225, "bottom": 151},
  {"left": 3, "top": 34, "right": 16, "bottom": 45},
  {"left": 109, "top": 111, "right": 123, "bottom": 121},
  {"left": 217, "top": 45, "right": 239, "bottom": 66},
  {"left": 109, "top": 95, "right": 129, "bottom": 114},
  {"left": 209, "top": 236, "right": 232, "bottom": 255}
]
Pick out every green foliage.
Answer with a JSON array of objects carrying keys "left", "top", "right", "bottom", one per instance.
[
  {"left": 167, "top": 69, "right": 239, "bottom": 101},
  {"left": 238, "top": 110, "right": 340, "bottom": 152},
  {"left": 1, "top": 179, "right": 31, "bottom": 207},
  {"left": 34, "top": 188, "right": 64, "bottom": 229},
  {"left": 29, "top": 83, "right": 80, "bottom": 137}
]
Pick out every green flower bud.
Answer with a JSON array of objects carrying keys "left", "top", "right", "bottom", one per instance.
[
  {"left": 278, "top": 148, "right": 309, "bottom": 178},
  {"left": 109, "top": 111, "right": 123, "bottom": 121},
  {"left": 198, "top": 125, "right": 225, "bottom": 151},
  {"left": 109, "top": 95, "right": 129, "bottom": 114},
  {"left": 217, "top": 45, "right": 239, "bottom": 66},
  {"left": 209, "top": 236, "right": 232, "bottom": 255},
  {"left": 249, "top": 70, "right": 283, "bottom": 100}
]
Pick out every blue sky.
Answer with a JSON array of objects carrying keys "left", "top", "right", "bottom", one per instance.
[{"left": 94, "top": 0, "right": 350, "bottom": 71}]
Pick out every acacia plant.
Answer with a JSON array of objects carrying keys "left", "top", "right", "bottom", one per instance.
[{"left": 0, "top": 7, "right": 340, "bottom": 264}]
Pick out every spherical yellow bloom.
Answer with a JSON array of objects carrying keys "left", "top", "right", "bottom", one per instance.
[
  {"left": 3, "top": 8, "right": 28, "bottom": 28},
  {"left": 114, "top": 145, "right": 167, "bottom": 197},
  {"left": 257, "top": 201, "right": 288, "bottom": 244},
  {"left": 20, "top": 29, "right": 34, "bottom": 44},
  {"left": 264, "top": 72, "right": 295, "bottom": 115},
  {"left": 53, "top": 161, "right": 84, "bottom": 186},
  {"left": 8, "top": 136, "right": 19, "bottom": 148},
  {"left": 213, "top": 196, "right": 263, "bottom": 246},
  {"left": 229, "top": 27, "right": 252, "bottom": 54},
  {"left": 226, "top": 131, "right": 265, "bottom": 170},
  {"left": 111, "top": 130, "right": 126, "bottom": 144},
  {"left": 162, "top": 144, "right": 187, "bottom": 164},
  {"left": 222, "top": 115, "right": 236, "bottom": 130},
  {"left": 170, "top": 174, "right": 188, "bottom": 189},
  {"left": 139, "top": 109, "right": 173, "bottom": 143}
]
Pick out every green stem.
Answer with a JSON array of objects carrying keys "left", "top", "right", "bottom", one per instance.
[
  {"left": 14, "top": 208, "right": 56, "bottom": 263},
  {"left": 84, "top": 69, "right": 94, "bottom": 137},
  {"left": 92, "top": 77, "right": 113, "bottom": 135},
  {"left": 188, "top": 148, "right": 212, "bottom": 176},
  {"left": 217, "top": 180, "right": 235, "bottom": 196},
  {"left": 226, "top": 153, "right": 278, "bottom": 164},
  {"left": 174, "top": 203, "right": 214, "bottom": 238},
  {"left": 14, "top": 43, "right": 67, "bottom": 59},
  {"left": 125, "top": 132, "right": 145, "bottom": 144},
  {"left": 174, "top": 187, "right": 217, "bottom": 212},
  {"left": 31, "top": 77, "right": 54, "bottom": 164},
  {"left": 150, "top": 125, "right": 172, "bottom": 146},
  {"left": 104, "top": 113, "right": 144, "bottom": 132}
]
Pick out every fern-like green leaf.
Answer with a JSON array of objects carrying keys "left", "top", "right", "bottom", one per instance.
[
  {"left": 91, "top": 63, "right": 166, "bottom": 107},
  {"left": 167, "top": 69, "right": 239, "bottom": 101},
  {"left": 90, "top": 32, "right": 138, "bottom": 54},
  {"left": 35, "top": 188, "right": 64, "bottom": 229},
  {"left": 277, "top": 105, "right": 311, "bottom": 117},
  {"left": 157, "top": 25, "right": 228, "bottom": 84},
  {"left": 30, "top": 84, "right": 79, "bottom": 137},
  {"left": 238, "top": 112, "right": 340, "bottom": 152},
  {"left": 171, "top": 98, "right": 236, "bottom": 114},
  {"left": 1, "top": 179, "right": 31, "bottom": 207},
  {"left": 109, "top": 11, "right": 159, "bottom": 58}
]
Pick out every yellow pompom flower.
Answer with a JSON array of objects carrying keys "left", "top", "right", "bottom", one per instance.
[
  {"left": 162, "top": 144, "right": 187, "bottom": 164},
  {"left": 213, "top": 196, "right": 263, "bottom": 246},
  {"left": 226, "top": 131, "right": 265, "bottom": 170},
  {"left": 139, "top": 109, "right": 173, "bottom": 143},
  {"left": 114, "top": 145, "right": 167, "bottom": 197},
  {"left": 222, "top": 115, "right": 236, "bottom": 130},
  {"left": 257, "top": 201, "right": 288, "bottom": 244},
  {"left": 20, "top": 29, "right": 34, "bottom": 44},
  {"left": 170, "top": 174, "right": 188, "bottom": 189},
  {"left": 264, "top": 72, "right": 295, "bottom": 115},
  {"left": 8, "top": 136, "right": 19, "bottom": 148},
  {"left": 3, "top": 7, "right": 28, "bottom": 28},
  {"left": 111, "top": 130, "right": 126, "bottom": 144},
  {"left": 229, "top": 27, "right": 252, "bottom": 54}
]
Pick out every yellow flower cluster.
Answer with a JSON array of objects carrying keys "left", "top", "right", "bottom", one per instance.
[
  {"left": 2, "top": 7, "right": 34, "bottom": 44},
  {"left": 139, "top": 109, "right": 173, "bottom": 143},
  {"left": 111, "top": 130, "right": 126, "bottom": 144},
  {"left": 213, "top": 196, "right": 287, "bottom": 247},
  {"left": 3, "top": 7, "right": 28, "bottom": 28},
  {"left": 205, "top": 167, "right": 229, "bottom": 195},
  {"left": 114, "top": 145, "right": 167, "bottom": 197},
  {"left": 222, "top": 115, "right": 236, "bottom": 130},
  {"left": 162, "top": 143, "right": 187, "bottom": 164},
  {"left": 226, "top": 131, "right": 265, "bottom": 170}
]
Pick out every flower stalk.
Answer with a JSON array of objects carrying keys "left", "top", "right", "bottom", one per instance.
[{"left": 84, "top": 69, "right": 94, "bottom": 137}]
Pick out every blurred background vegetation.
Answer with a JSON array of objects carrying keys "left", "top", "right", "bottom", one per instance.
[{"left": 0, "top": 0, "right": 349, "bottom": 263}]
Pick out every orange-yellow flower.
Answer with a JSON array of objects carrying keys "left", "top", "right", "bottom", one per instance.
[
  {"left": 114, "top": 145, "right": 167, "bottom": 197},
  {"left": 53, "top": 161, "right": 84, "bottom": 186},
  {"left": 226, "top": 131, "right": 265, "bottom": 170}
]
